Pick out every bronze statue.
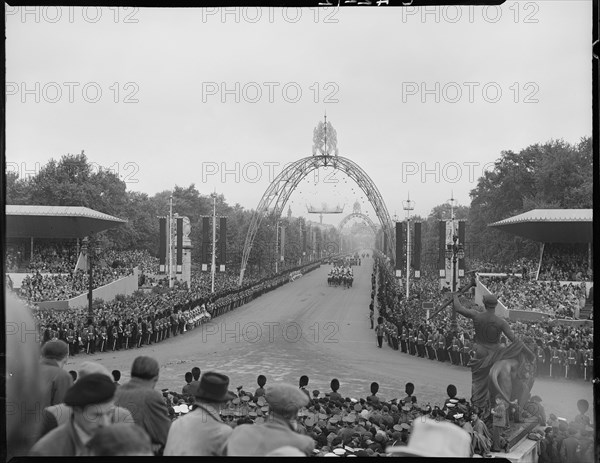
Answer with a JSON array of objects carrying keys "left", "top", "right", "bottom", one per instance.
[{"left": 453, "top": 293, "right": 536, "bottom": 420}]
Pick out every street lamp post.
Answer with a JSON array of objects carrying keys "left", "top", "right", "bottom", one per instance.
[
  {"left": 402, "top": 195, "right": 414, "bottom": 300},
  {"left": 210, "top": 192, "right": 217, "bottom": 294},
  {"left": 275, "top": 221, "right": 279, "bottom": 274},
  {"left": 445, "top": 234, "right": 465, "bottom": 334},
  {"left": 82, "top": 236, "right": 100, "bottom": 323}
]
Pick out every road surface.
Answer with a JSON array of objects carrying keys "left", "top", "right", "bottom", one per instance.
[{"left": 67, "top": 256, "right": 592, "bottom": 421}]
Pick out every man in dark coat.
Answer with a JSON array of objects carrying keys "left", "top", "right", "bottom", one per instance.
[
  {"left": 114, "top": 356, "right": 171, "bottom": 453},
  {"left": 39, "top": 340, "right": 73, "bottom": 411},
  {"left": 30, "top": 374, "right": 117, "bottom": 456}
]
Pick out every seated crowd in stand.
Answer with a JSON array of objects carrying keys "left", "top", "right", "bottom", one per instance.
[
  {"left": 482, "top": 276, "right": 586, "bottom": 318},
  {"left": 20, "top": 267, "right": 133, "bottom": 302},
  {"left": 538, "top": 245, "right": 593, "bottom": 282}
]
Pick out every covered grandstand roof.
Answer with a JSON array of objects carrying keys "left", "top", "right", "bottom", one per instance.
[
  {"left": 6, "top": 205, "right": 127, "bottom": 239},
  {"left": 489, "top": 209, "right": 592, "bottom": 243}
]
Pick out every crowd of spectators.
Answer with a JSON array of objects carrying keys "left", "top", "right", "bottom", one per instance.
[
  {"left": 538, "top": 245, "right": 593, "bottom": 282},
  {"left": 370, "top": 253, "right": 593, "bottom": 383},
  {"left": 7, "top": 322, "right": 593, "bottom": 458},
  {"left": 101, "top": 249, "right": 159, "bottom": 274},
  {"left": 19, "top": 267, "right": 133, "bottom": 303},
  {"left": 481, "top": 276, "right": 587, "bottom": 318}
]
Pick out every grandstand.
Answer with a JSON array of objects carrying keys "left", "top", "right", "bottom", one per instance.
[
  {"left": 484, "top": 209, "right": 593, "bottom": 321},
  {"left": 6, "top": 205, "right": 132, "bottom": 308}
]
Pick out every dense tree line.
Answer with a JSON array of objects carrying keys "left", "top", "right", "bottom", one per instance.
[
  {"left": 5, "top": 153, "right": 340, "bottom": 273},
  {"left": 466, "top": 137, "right": 592, "bottom": 264},
  {"left": 7, "top": 136, "right": 590, "bottom": 269}
]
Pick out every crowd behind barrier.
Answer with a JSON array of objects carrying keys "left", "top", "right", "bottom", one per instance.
[
  {"left": 481, "top": 276, "right": 587, "bottom": 319},
  {"left": 369, "top": 253, "right": 594, "bottom": 383}
]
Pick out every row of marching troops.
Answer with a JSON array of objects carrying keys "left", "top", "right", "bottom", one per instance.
[
  {"left": 533, "top": 342, "right": 594, "bottom": 381},
  {"left": 39, "top": 305, "right": 212, "bottom": 355}
]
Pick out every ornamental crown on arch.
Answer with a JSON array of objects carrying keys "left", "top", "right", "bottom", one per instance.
[{"left": 312, "top": 120, "right": 339, "bottom": 157}]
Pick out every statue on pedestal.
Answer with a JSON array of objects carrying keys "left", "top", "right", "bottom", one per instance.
[{"left": 453, "top": 293, "right": 536, "bottom": 422}]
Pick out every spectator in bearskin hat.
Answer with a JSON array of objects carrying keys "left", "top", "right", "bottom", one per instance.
[
  {"left": 226, "top": 382, "right": 315, "bottom": 456},
  {"left": 164, "top": 371, "right": 236, "bottom": 455},
  {"left": 254, "top": 374, "right": 267, "bottom": 400},
  {"left": 30, "top": 373, "right": 117, "bottom": 456},
  {"left": 329, "top": 378, "right": 342, "bottom": 403}
]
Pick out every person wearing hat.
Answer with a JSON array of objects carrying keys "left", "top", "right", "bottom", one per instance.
[
  {"left": 40, "top": 362, "right": 135, "bottom": 438},
  {"left": 164, "top": 371, "right": 235, "bottom": 455},
  {"left": 30, "top": 373, "right": 117, "bottom": 456},
  {"left": 226, "top": 383, "right": 315, "bottom": 456},
  {"left": 329, "top": 379, "right": 342, "bottom": 403},
  {"left": 86, "top": 423, "right": 154, "bottom": 456},
  {"left": 39, "top": 339, "right": 73, "bottom": 411},
  {"left": 114, "top": 356, "right": 171, "bottom": 453},
  {"left": 387, "top": 417, "right": 471, "bottom": 457}
]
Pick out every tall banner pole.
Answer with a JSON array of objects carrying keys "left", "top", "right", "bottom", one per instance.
[
  {"left": 169, "top": 195, "right": 174, "bottom": 288},
  {"left": 211, "top": 193, "right": 217, "bottom": 294}
]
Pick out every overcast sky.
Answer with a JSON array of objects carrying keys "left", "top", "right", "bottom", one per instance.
[{"left": 6, "top": 2, "right": 592, "bottom": 228}]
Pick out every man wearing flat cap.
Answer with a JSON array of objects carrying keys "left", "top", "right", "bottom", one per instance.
[
  {"left": 226, "top": 383, "right": 315, "bottom": 456},
  {"left": 30, "top": 373, "right": 117, "bottom": 456},
  {"left": 164, "top": 371, "right": 235, "bottom": 456}
]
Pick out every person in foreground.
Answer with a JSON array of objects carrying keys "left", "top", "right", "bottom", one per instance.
[
  {"left": 225, "top": 382, "right": 315, "bottom": 456},
  {"left": 29, "top": 373, "right": 117, "bottom": 456},
  {"left": 163, "top": 371, "right": 236, "bottom": 455}
]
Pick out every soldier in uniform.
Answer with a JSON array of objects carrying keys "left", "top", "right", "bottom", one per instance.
[
  {"left": 400, "top": 325, "right": 408, "bottom": 353},
  {"left": 550, "top": 344, "right": 560, "bottom": 378},
  {"left": 124, "top": 319, "right": 132, "bottom": 349},
  {"left": 138, "top": 317, "right": 147, "bottom": 348},
  {"left": 535, "top": 343, "right": 547, "bottom": 377},
  {"left": 408, "top": 327, "right": 416, "bottom": 356},
  {"left": 110, "top": 321, "right": 119, "bottom": 351},
  {"left": 147, "top": 316, "right": 154, "bottom": 345},
  {"left": 416, "top": 328, "right": 425, "bottom": 358},
  {"left": 567, "top": 346, "right": 577, "bottom": 380},
  {"left": 584, "top": 348, "right": 593, "bottom": 381},
  {"left": 426, "top": 330, "right": 436, "bottom": 360},
  {"left": 461, "top": 337, "right": 471, "bottom": 366},
  {"left": 436, "top": 329, "right": 446, "bottom": 362},
  {"left": 50, "top": 324, "right": 59, "bottom": 341},
  {"left": 66, "top": 323, "right": 76, "bottom": 357},
  {"left": 99, "top": 320, "right": 108, "bottom": 352},
  {"left": 131, "top": 317, "right": 139, "bottom": 348},
  {"left": 85, "top": 323, "right": 96, "bottom": 354},
  {"left": 449, "top": 334, "right": 461, "bottom": 365},
  {"left": 558, "top": 343, "right": 567, "bottom": 379}
]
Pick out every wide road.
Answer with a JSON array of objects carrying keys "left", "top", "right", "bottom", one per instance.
[{"left": 67, "top": 256, "right": 592, "bottom": 420}]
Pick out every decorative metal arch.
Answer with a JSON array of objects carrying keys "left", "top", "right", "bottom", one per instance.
[
  {"left": 338, "top": 212, "right": 378, "bottom": 236},
  {"left": 238, "top": 155, "right": 395, "bottom": 285}
]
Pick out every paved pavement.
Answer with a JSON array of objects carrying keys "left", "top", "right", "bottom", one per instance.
[{"left": 67, "top": 256, "right": 592, "bottom": 421}]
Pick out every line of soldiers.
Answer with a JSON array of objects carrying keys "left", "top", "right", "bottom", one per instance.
[
  {"left": 39, "top": 306, "right": 213, "bottom": 355},
  {"left": 37, "top": 261, "right": 324, "bottom": 356},
  {"left": 381, "top": 322, "right": 474, "bottom": 367},
  {"left": 534, "top": 342, "right": 594, "bottom": 381}
]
